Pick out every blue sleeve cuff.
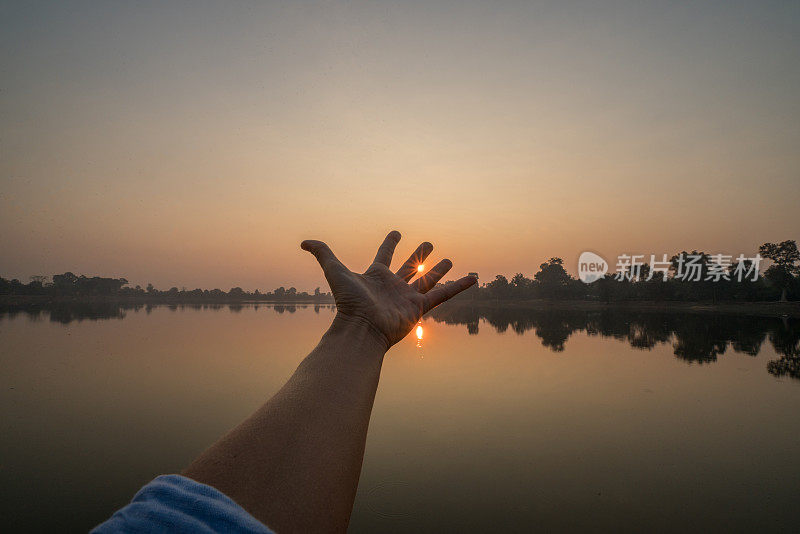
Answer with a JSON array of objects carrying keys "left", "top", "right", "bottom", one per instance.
[{"left": 91, "top": 474, "right": 274, "bottom": 534}]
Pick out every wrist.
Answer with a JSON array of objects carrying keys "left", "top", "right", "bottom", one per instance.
[
  {"left": 326, "top": 313, "right": 391, "bottom": 355},
  {"left": 295, "top": 312, "right": 386, "bottom": 390}
]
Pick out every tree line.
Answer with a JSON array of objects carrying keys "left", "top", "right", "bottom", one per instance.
[
  {"left": 2, "top": 239, "right": 797, "bottom": 303},
  {"left": 0, "top": 272, "right": 334, "bottom": 302},
  {"left": 455, "top": 239, "right": 800, "bottom": 302}
]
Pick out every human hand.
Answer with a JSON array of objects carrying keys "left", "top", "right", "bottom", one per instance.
[{"left": 301, "top": 231, "right": 477, "bottom": 350}]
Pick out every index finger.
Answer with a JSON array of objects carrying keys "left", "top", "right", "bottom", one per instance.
[{"left": 373, "top": 231, "right": 402, "bottom": 267}]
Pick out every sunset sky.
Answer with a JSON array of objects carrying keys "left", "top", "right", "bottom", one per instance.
[{"left": 2, "top": 1, "right": 798, "bottom": 291}]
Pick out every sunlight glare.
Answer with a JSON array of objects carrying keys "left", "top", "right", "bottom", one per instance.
[{"left": 418, "top": 264, "right": 425, "bottom": 272}]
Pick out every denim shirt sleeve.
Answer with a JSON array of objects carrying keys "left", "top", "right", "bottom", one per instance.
[{"left": 91, "top": 474, "right": 274, "bottom": 534}]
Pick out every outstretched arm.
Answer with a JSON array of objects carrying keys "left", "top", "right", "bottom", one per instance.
[{"left": 183, "top": 231, "right": 476, "bottom": 533}]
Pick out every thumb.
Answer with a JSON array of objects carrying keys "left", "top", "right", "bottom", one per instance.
[{"left": 301, "top": 240, "right": 347, "bottom": 282}]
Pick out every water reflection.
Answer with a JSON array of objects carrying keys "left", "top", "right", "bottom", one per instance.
[
  {"left": 427, "top": 304, "right": 800, "bottom": 380},
  {"left": 0, "top": 301, "right": 130, "bottom": 324},
  {"left": 0, "top": 301, "right": 337, "bottom": 323},
  {"left": 2, "top": 301, "right": 799, "bottom": 532},
  {"left": 2, "top": 302, "right": 798, "bottom": 380}
]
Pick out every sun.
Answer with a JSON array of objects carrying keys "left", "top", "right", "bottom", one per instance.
[{"left": 417, "top": 264, "right": 425, "bottom": 272}]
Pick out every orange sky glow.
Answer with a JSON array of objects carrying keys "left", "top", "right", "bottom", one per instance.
[{"left": 1, "top": 1, "right": 798, "bottom": 291}]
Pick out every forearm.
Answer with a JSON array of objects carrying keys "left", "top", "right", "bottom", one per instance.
[{"left": 183, "top": 315, "right": 387, "bottom": 533}]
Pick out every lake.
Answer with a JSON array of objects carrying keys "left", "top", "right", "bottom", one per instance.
[{"left": 2, "top": 303, "right": 799, "bottom": 532}]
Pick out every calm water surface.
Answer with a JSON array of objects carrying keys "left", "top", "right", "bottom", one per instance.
[{"left": 2, "top": 303, "right": 799, "bottom": 532}]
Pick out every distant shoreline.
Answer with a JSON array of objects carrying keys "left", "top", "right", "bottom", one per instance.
[
  {"left": 2, "top": 295, "right": 799, "bottom": 317},
  {"left": 0, "top": 295, "right": 335, "bottom": 306},
  {"left": 441, "top": 299, "right": 800, "bottom": 318}
]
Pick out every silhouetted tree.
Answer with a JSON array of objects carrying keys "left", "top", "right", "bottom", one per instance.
[
  {"left": 759, "top": 240, "right": 800, "bottom": 301},
  {"left": 510, "top": 273, "right": 533, "bottom": 299},
  {"left": 486, "top": 275, "right": 511, "bottom": 300},
  {"left": 534, "top": 258, "right": 572, "bottom": 299},
  {"left": 229, "top": 287, "right": 245, "bottom": 298}
]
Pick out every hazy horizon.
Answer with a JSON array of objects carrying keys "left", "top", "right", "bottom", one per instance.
[{"left": 2, "top": 1, "right": 799, "bottom": 290}]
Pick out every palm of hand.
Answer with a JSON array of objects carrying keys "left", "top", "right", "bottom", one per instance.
[
  {"left": 331, "top": 263, "right": 427, "bottom": 345},
  {"left": 302, "top": 231, "right": 476, "bottom": 349}
]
